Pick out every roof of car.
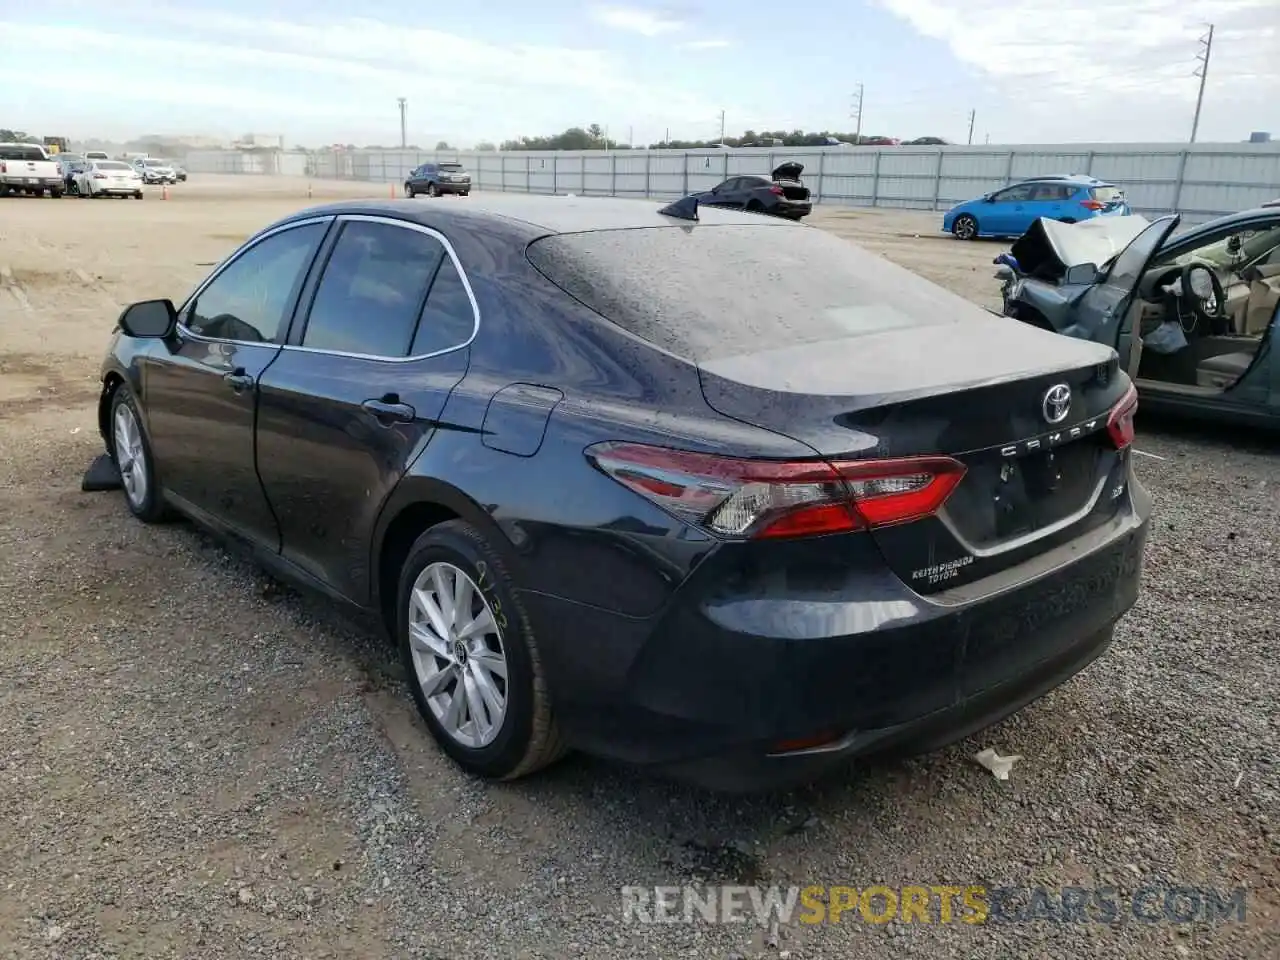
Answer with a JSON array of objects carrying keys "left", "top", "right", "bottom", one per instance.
[{"left": 283, "top": 194, "right": 799, "bottom": 237}]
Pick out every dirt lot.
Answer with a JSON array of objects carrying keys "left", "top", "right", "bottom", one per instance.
[{"left": 1, "top": 176, "right": 1276, "bottom": 960}]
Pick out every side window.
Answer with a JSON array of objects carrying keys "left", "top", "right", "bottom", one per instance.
[
  {"left": 187, "top": 223, "right": 326, "bottom": 343},
  {"left": 995, "top": 185, "right": 1033, "bottom": 202},
  {"left": 410, "top": 255, "right": 475, "bottom": 355},
  {"left": 302, "top": 220, "right": 445, "bottom": 357},
  {"left": 740, "top": 176, "right": 769, "bottom": 189},
  {"left": 424, "top": 164, "right": 437, "bottom": 176}
]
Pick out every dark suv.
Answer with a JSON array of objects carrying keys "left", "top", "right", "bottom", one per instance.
[{"left": 404, "top": 161, "right": 471, "bottom": 198}]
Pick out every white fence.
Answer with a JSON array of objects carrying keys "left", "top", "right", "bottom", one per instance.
[{"left": 183, "top": 142, "right": 1280, "bottom": 222}]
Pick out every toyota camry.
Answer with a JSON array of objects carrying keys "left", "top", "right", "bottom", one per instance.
[{"left": 86, "top": 194, "right": 1151, "bottom": 791}]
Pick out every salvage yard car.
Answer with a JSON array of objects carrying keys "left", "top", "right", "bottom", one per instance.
[
  {"left": 945, "top": 175, "right": 1129, "bottom": 240},
  {"left": 85, "top": 195, "right": 1150, "bottom": 792},
  {"left": 404, "top": 161, "right": 471, "bottom": 197},
  {"left": 73, "top": 160, "right": 144, "bottom": 199},
  {"left": 132, "top": 157, "right": 178, "bottom": 184},
  {"left": 687, "top": 161, "right": 812, "bottom": 220},
  {"left": 0, "top": 142, "right": 64, "bottom": 197},
  {"left": 997, "top": 207, "right": 1280, "bottom": 428}
]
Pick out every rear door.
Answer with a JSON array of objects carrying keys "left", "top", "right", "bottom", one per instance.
[{"left": 255, "top": 214, "right": 476, "bottom": 602}]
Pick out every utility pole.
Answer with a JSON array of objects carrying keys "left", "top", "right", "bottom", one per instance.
[
  {"left": 851, "top": 84, "right": 864, "bottom": 143},
  {"left": 967, "top": 109, "right": 976, "bottom": 145},
  {"left": 397, "top": 97, "right": 407, "bottom": 149},
  {"left": 717, "top": 110, "right": 726, "bottom": 145},
  {"left": 1191, "top": 23, "right": 1214, "bottom": 143},
  {"left": 629, "top": 126, "right": 633, "bottom": 147}
]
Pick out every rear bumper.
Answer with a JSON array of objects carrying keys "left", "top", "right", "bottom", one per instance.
[
  {"left": 522, "top": 476, "right": 1150, "bottom": 792},
  {"left": 776, "top": 200, "right": 812, "bottom": 219},
  {"left": 1, "top": 175, "right": 61, "bottom": 188},
  {"left": 431, "top": 181, "right": 470, "bottom": 194}
]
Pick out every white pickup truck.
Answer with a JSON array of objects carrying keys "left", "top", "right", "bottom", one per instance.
[{"left": 0, "top": 142, "right": 64, "bottom": 197}]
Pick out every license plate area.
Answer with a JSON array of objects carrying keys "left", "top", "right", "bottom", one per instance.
[{"left": 946, "top": 439, "right": 1104, "bottom": 548}]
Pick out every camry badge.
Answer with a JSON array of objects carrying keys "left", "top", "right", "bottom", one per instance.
[{"left": 1041, "top": 383, "right": 1071, "bottom": 424}]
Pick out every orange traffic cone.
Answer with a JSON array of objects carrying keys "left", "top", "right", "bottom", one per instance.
[
  {"left": 161, "top": 184, "right": 168, "bottom": 200},
  {"left": 389, "top": 183, "right": 395, "bottom": 199}
]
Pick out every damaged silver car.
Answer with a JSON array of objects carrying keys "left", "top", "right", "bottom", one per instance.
[{"left": 996, "top": 207, "right": 1280, "bottom": 428}]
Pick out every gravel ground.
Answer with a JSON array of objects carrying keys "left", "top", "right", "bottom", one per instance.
[{"left": 0, "top": 177, "right": 1276, "bottom": 959}]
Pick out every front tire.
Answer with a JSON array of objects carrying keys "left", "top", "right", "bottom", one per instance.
[
  {"left": 109, "top": 385, "right": 169, "bottom": 523},
  {"left": 952, "top": 214, "right": 979, "bottom": 240},
  {"left": 397, "top": 520, "right": 565, "bottom": 781},
  {"left": 135, "top": 191, "right": 144, "bottom": 199}
]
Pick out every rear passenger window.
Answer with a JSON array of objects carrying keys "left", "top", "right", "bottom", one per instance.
[
  {"left": 410, "top": 256, "right": 475, "bottom": 355},
  {"left": 303, "top": 221, "right": 445, "bottom": 357}
]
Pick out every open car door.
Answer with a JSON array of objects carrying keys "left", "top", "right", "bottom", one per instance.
[{"left": 1061, "top": 215, "right": 1181, "bottom": 376}]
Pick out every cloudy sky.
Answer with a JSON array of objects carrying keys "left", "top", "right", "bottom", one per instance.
[{"left": 1, "top": 0, "right": 1276, "bottom": 147}]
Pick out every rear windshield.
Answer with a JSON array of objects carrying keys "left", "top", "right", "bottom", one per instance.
[
  {"left": 1091, "top": 186, "right": 1123, "bottom": 202},
  {"left": 527, "top": 224, "right": 963, "bottom": 362},
  {"left": 96, "top": 161, "right": 130, "bottom": 170},
  {"left": 0, "top": 145, "right": 49, "bottom": 161}
]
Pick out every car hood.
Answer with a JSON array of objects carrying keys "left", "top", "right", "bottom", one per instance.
[
  {"left": 1010, "top": 214, "right": 1150, "bottom": 281},
  {"left": 772, "top": 161, "right": 804, "bottom": 180}
]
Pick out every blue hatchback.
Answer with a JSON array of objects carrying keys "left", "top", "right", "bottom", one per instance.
[{"left": 943, "top": 176, "right": 1130, "bottom": 240}]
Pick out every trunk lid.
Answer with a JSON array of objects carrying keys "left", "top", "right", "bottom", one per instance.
[
  {"left": 698, "top": 324, "right": 1130, "bottom": 592},
  {"left": 772, "top": 161, "right": 804, "bottom": 181}
]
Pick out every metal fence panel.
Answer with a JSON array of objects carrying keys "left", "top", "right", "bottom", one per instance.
[{"left": 180, "top": 143, "right": 1280, "bottom": 222}]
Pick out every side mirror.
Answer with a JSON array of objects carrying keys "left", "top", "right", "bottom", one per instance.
[
  {"left": 994, "top": 264, "right": 1015, "bottom": 282},
  {"left": 1064, "top": 263, "right": 1100, "bottom": 286},
  {"left": 118, "top": 299, "right": 177, "bottom": 338}
]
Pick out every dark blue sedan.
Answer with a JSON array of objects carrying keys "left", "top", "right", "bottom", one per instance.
[{"left": 87, "top": 195, "right": 1151, "bottom": 791}]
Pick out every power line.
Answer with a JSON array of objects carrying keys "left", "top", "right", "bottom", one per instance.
[{"left": 1190, "top": 23, "right": 1214, "bottom": 143}]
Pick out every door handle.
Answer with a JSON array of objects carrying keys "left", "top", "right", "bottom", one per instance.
[
  {"left": 362, "top": 397, "right": 416, "bottom": 424},
  {"left": 223, "top": 368, "right": 253, "bottom": 391}
]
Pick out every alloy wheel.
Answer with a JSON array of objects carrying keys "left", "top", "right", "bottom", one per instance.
[
  {"left": 954, "top": 216, "right": 977, "bottom": 240},
  {"left": 407, "top": 561, "right": 509, "bottom": 749},
  {"left": 113, "top": 403, "right": 148, "bottom": 508}
]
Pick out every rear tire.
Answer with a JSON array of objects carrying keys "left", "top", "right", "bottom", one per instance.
[
  {"left": 404, "top": 183, "right": 416, "bottom": 198},
  {"left": 952, "top": 214, "right": 979, "bottom": 240},
  {"left": 135, "top": 191, "right": 144, "bottom": 199},
  {"left": 49, "top": 188, "right": 63, "bottom": 199},
  {"left": 746, "top": 200, "right": 764, "bottom": 213},
  {"left": 1059, "top": 217, "right": 1076, "bottom": 224},
  {"left": 427, "top": 183, "right": 439, "bottom": 198},
  {"left": 397, "top": 520, "right": 567, "bottom": 781}
]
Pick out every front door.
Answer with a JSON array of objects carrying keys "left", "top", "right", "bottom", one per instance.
[
  {"left": 256, "top": 215, "right": 476, "bottom": 602},
  {"left": 142, "top": 219, "right": 331, "bottom": 547},
  {"left": 1064, "top": 216, "right": 1181, "bottom": 367},
  {"left": 986, "top": 183, "right": 1034, "bottom": 234}
]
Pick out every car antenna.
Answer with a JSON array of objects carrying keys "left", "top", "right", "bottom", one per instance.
[{"left": 658, "top": 195, "right": 699, "bottom": 221}]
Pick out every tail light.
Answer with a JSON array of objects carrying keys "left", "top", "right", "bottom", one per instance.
[
  {"left": 1106, "top": 383, "right": 1138, "bottom": 449},
  {"left": 585, "top": 442, "right": 966, "bottom": 540},
  {"left": 769, "top": 185, "right": 783, "bottom": 195},
  {"left": 93, "top": 173, "right": 107, "bottom": 179},
  {"left": 1081, "top": 199, "right": 1105, "bottom": 211},
  {"left": 0, "top": 162, "right": 6, "bottom": 174}
]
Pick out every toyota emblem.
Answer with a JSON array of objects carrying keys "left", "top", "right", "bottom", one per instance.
[{"left": 1041, "top": 383, "right": 1072, "bottom": 424}]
